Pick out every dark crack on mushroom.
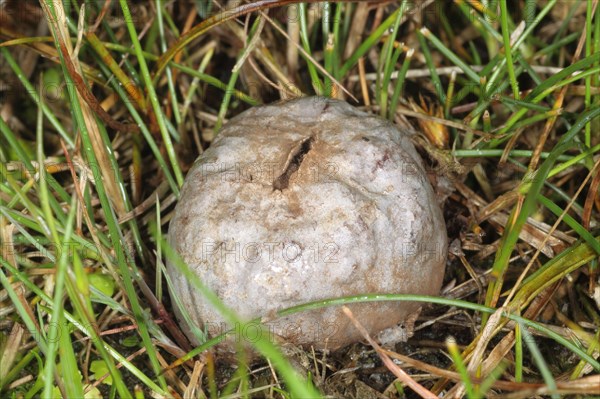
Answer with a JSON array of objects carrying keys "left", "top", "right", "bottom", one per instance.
[{"left": 273, "top": 136, "right": 314, "bottom": 191}]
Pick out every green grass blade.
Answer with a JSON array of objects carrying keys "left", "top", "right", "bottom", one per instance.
[
  {"left": 173, "top": 290, "right": 600, "bottom": 372},
  {"left": 499, "top": 0, "right": 520, "bottom": 100},
  {"left": 339, "top": 6, "right": 404, "bottom": 77},
  {"left": 0, "top": 48, "right": 74, "bottom": 148},
  {"left": 446, "top": 337, "right": 475, "bottom": 398},
  {"left": 156, "top": 0, "right": 181, "bottom": 126},
  {"left": 484, "top": 106, "right": 600, "bottom": 311},
  {"left": 389, "top": 48, "right": 414, "bottom": 120},
  {"left": 118, "top": 0, "right": 184, "bottom": 187},
  {"left": 416, "top": 29, "right": 445, "bottom": 102},
  {"left": 515, "top": 322, "right": 523, "bottom": 382},
  {"left": 519, "top": 322, "right": 560, "bottom": 399},
  {"left": 420, "top": 27, "right": 480, "bottom": 83},
  {"left": 538, "top": 194, "right": 600, "bottom": 254},
  {"left": 299, "top": 3, "right": 324, "bottom": 94},
  {"left": 162, "top": 240, "right": 323, "bottom": 399}
]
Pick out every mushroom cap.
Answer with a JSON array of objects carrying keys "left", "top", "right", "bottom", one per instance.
[{"left": 167, "top": 97, "right": 447, "bottom": 352}]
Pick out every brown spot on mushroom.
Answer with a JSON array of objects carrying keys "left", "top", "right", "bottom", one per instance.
[
  {"left": 372, "top": 150, "right": 391, "bottom": 172},
  {"left": 286, "top": 190, "right": 303, "bottom": 218}
]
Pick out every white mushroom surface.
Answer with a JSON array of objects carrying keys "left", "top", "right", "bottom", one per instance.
[{"left": 167, "top": 96, "right": 447, "bottom": 352}]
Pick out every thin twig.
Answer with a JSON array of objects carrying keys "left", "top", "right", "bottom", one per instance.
[{"left": 342, "top": 306, "right": 437, "bottom": 399}]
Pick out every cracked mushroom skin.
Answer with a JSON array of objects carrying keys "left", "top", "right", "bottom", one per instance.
[{"left": 167, "top": 96, "right": 447, "bottom": 353}]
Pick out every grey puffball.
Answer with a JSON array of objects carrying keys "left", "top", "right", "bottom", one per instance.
[{"left": 167, "top": 96, "right": 447, "bottom": 353}]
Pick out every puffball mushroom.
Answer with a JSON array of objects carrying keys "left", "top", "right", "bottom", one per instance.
[{"left": 167, "top": 96, "right": 447, "bottom": 354}]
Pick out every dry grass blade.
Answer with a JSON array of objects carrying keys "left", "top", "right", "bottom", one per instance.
[
  {"left": 227, "top": 12, "right": 302, "bottom": 98},
  {"left": 183, "top": 361, "right": 205, "bottom": 398},
  {"left": 40, "top": 9, "right": 140, "bottom": 135},
  {"left": 489, "top": 213, "right": 564, "bottom": 258},
  {"left": 58, "top": 140, "right": 119, "bottom": 281},
  {"left": 343, "top": 2, "right": 369, "bottom": 59},
  {"left": 395, "top": 107, "right": 489, "bottom": 138},
  {"left": 0, "top": 26, "right": 103, "bottom": 86},
  {"left": 358, "top": 56, "right": 371, "bottom": 105},
  {"left": 528, "top": 0, "right": 597, "bottom": 172},
  {"left": 154, "top": 0, "right": 363, "bottom": 81},
  {"left": 582, "top": 167, "right": 600, "bottom": 231},
  {"left": 455, "top": 308, "right": 504, "bottom": 397},
  {"left": 347, "top": 65, "right": 566, "bottom": 81},
  {"left": 342, "top": 306, "right": 438, "bottom": 399},
  {"left": 85, "top": 32, "right": 147, "bottom": 111},
  {"left": 455, "top": 182, "right": 572, "bottom": 257},
  {"left": 385, "top": 349, "right": 600, "bottom": 396},
  {"left": 40, "top": 0, "right": 128, "bottom": 217},
  {"left": 506, "top": 157, "right": 600, "bottom": 304},
  {"left": 258, "top": 10, "right": 357, "bottom": 101},
  {"left": 0, "top": 220, "right": 17, "bottom": 269},
  {"left": 583, "top": 167, "right": 600, "bottom": 293},
  {"left": 0, "top": 323, "right": 24, "bottom": 382}
]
